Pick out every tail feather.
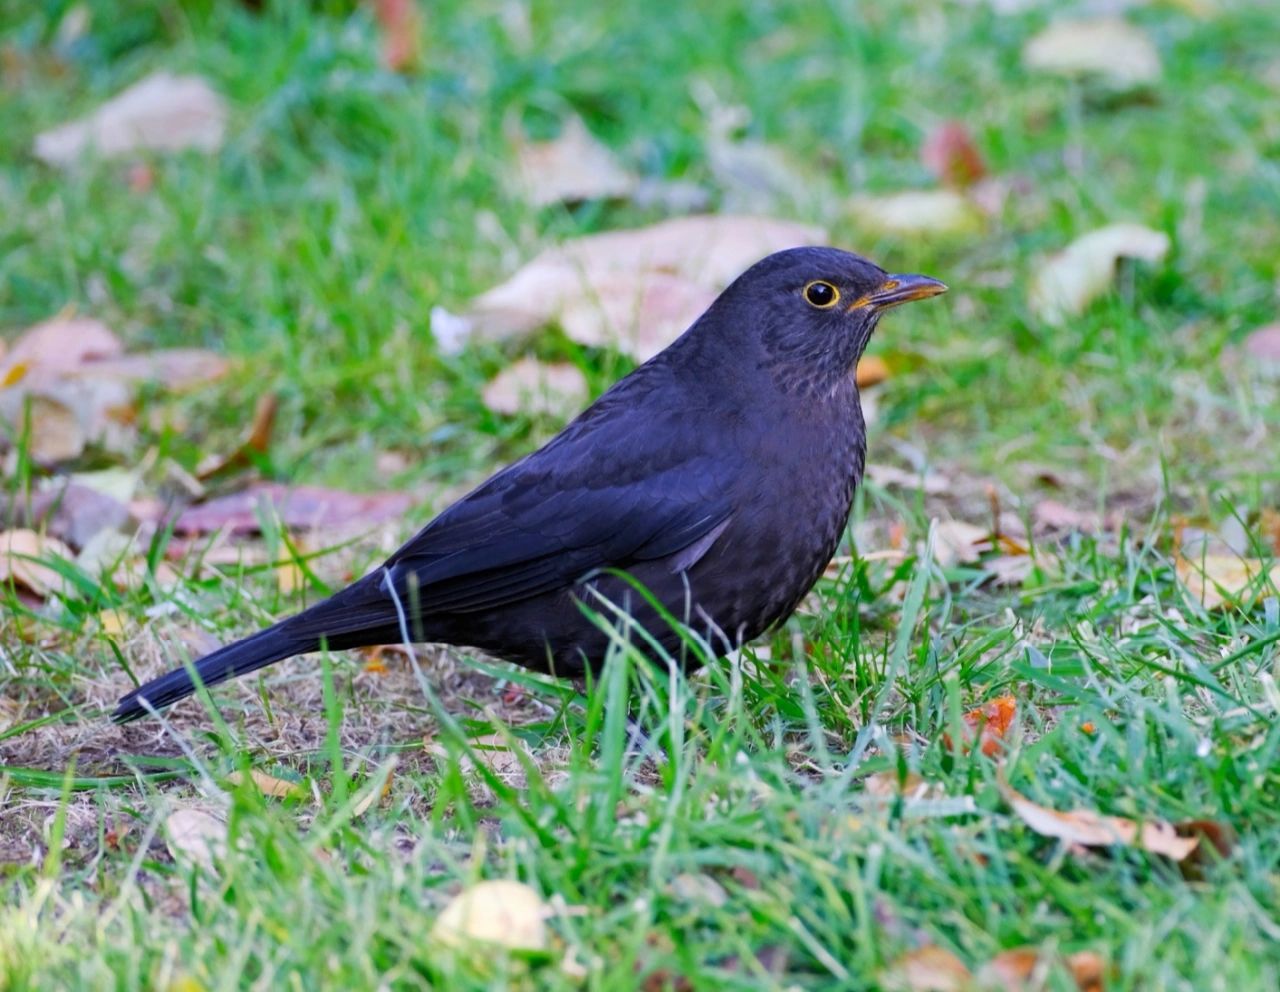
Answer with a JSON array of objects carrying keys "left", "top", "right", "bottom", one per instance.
[
  {"left": 112, "top": 571, "right": 406, "bottom": 723},
  {"left": 112, "top": 622, "right": 315, "bottom": 723}
]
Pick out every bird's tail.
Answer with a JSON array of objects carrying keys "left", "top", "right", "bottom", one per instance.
[{"left": 112, "top": 620, "right": 318, "bottom": 723}]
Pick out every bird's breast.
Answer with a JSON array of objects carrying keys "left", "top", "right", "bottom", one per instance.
[{"left": 688, "top": 391, "right": 866, "bottom": 640}]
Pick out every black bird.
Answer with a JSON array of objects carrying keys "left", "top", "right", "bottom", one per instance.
[{"left": 113, "top": 247, "right": 945, "bottom": 722}]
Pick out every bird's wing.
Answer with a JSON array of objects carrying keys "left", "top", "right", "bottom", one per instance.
[{"left": 376, "top": 445, "right": 733, "bottom": 615}]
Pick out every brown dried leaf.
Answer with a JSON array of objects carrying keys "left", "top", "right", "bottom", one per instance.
[
  {"left": 0, "top": 529, "right": 74, "bottom": 597},
  {"left": 34, "top": 71, "right": 227, "bottom": 166},
  {"left": 513, "top": 115, "right": 637, "bottom": 207},
  {"left": 1029, "top": 224, "right": 1170, "bottom": 324},
  {"left": 1022, "top": 17, "right": 1160, "bottom": 88},
  {"left": 195, "top": 392, "right": 278, "bottom": 481},
  {"left": 1176, "top": 553, "right": 1280, "bottom": 610},
  {"left": 884, "top": 944, "right": 973, "bottom": 992},
  {"left": 173, "top": 483, "right": 413, "bottom": 536},
  {"left": 921, "top": 122, "right": 987, "bottom": 189},
  {"left": 481, "top": 358, "right": 588, "bottom": 418},
  {"left": 1000, "top": 780, "right": 1199, "bottom": 861},
  {"left": 431, "top": 880, "right": 549, "bottom": 952}
]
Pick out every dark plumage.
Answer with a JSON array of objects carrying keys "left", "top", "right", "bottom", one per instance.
[{"left": 113, "top": 247, "right": 945, "bottom": 723}]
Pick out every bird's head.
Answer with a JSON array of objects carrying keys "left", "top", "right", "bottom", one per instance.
[{"left": 690, "top": 246, "right": 947, "bottom": 396}]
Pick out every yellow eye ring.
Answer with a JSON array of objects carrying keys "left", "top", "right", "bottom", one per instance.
[{"left": 803, "top": 280, "right": 840, "bottom": 309}]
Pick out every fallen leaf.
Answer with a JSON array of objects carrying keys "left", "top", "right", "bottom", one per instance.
[
  {"left": 98, "top": 609, "right": 127, "bottom": 637},
  {"left": 1243, "top": 323, "right": 1280, "bottom": 363},
  {"left": 1, "top": 315, "right": 122, "bottom": 374},
  {"left": 164, "top": 807, "right": 227, "bottom": 870},
  {"left": 1033, "top": 499, "right": 1102, "bottom": 534},
  {"left": 945, "top": 696, "right": 1017, "bottom": 757},
  {"left": 481, "top": 358, "right": 588, "bottom": 418},
  {"left": 931, "top": 519, "right": 988, "bottom": 567},
  {"left": 1176, "top": 553, "right": 1280, "bottom": 610},
  {"left": 849, "top": 190, "right": 982, "bottom": 237},
  {"left": 1022, "top": 17, "right": 1161, "bottom": 89},
  {"left": 513, "top": 115, "right": 637, "bottom": 207},
  {"left": 226, "top": 769, "right": 305, "bottom": 800},
  {"left": 431, "top": 880, "right": 549, "bottom": 952},
  {"left": 374, "top": 0, "right": 423, "bottom": 72},
  {"left": 668, "top": 872, "right": 728, "bottom": 908},
  {"left": 1175, "top": 819, "right": 1237, "bottom": 874},
  {"left": 6, "top": 480, "right": 131, "bottom": 550},
  {"left": 864, "top": 770, "right": 929, "bottom": 798},
  {"left": 1029, "top": 223, "right": 1170, "bottom": 324},
  {"left": 443, "top": 215, "right": 825, "bottom": 352},
  {"left": 884, "top": 944, "right": 973, "bottom": 992},
  {"left": 74, "top": 348, "right": 230, "bottom": 389},
  {"left": 0, "top": 529, "right": 74, "bottom": 597},
  {"left": 34, "top": 71, "right": 227, "bottom": 166},
  {"left": 856, "top": 355, "right": 890, "bottom": 388},
  {"left": 1000, "top": 779, "right": 1199, "bottom": 861},
  {"left": 980, "top": 947, "right": 1107, "bottom": 992},
  {"left": 195, "top": 392, "right": 278, "bottom": 480},
  {"left": 352, "top": 758, "right": 398, "bottom": 818},
  {"left": 867, "top": 465, "right": 952, "bottom": 495},
  {"left": 172, "top": 483, "right": 414, "bottom": 536},
  {"left": 979, "top": 948, "right": 1042, "bottom": 991},
  {"left": 0, "top": 393, "right": 87, "bottom": 463},
  {"left": 921, "top": 122, "right": 987, "bottom": 189},
  {"left": 557, "top": 271, "right": 719, "bottom": 361},
  {"left": 1065, "top": 951, "right": 1106, "bottom": 992}
]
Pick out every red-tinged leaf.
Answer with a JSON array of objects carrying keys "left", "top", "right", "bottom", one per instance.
[
  {"left": 374, "top": 0, "right": 422, "bottom": 72},
  {"left": 921, "top": 121, "right": 986, "bottom": 189}
]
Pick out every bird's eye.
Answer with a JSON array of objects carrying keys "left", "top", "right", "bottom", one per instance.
[{"left": 803, "top": 280, "right": 840, "bottom": 309}]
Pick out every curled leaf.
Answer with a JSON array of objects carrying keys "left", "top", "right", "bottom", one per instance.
[
  {"left": 1000, "top": 779, "right": 1199, "bottom": 861},
  {"left": 1029, "top": 223, "right": 1170, "bottom": 324}
]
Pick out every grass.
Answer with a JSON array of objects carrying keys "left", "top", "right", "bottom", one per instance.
[{"left": 3, "top": 0, "right": 1280, "bottom": 988}]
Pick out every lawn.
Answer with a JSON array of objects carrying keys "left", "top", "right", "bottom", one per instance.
[{"left": 2, "top": 1, "right": 1279, "bottom": 989}]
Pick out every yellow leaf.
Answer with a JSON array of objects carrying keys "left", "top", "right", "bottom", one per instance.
[
  {"left": 0, "top": 361, "right": 28, "bottom": 387},
  {"left": 226, "top": 769, "right": 305, "bottom": 800},
  {"left": 98, "top": 609, "right": 127, "bottom": 637},
  {"left": 1176, "top": 554, "right": 1280, "bottom": 610}
]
